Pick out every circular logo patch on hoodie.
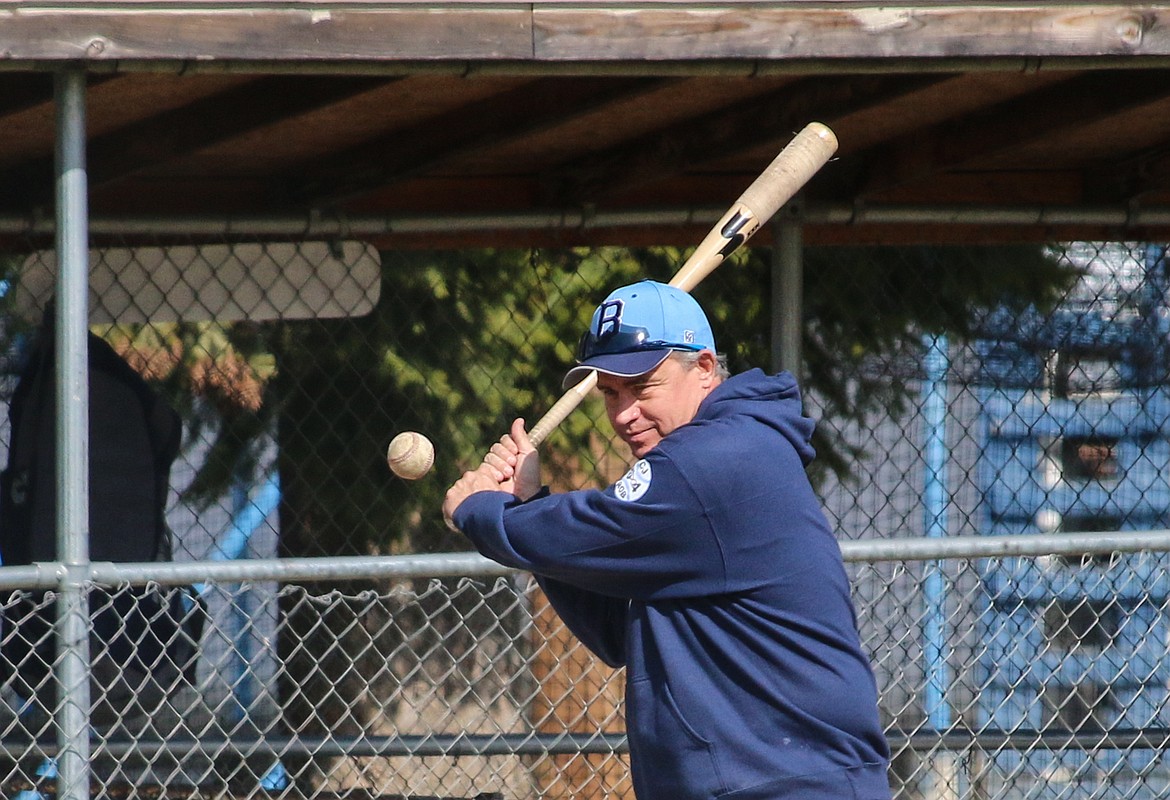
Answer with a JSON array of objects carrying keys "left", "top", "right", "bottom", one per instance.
[{"left": 613, "top": 459, "right": 652, "bottom": 502}]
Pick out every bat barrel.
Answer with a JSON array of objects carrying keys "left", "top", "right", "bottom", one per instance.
[
  {"left": 740, "top": 122, "right": 838, "bottom": 223},
  {"left": 670, "top": 122, "right": 838, "bottom": 292}
]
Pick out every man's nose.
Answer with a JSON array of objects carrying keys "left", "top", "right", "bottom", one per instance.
[{"left": 611, "top": 396, "right": 640, "bottom": 425}]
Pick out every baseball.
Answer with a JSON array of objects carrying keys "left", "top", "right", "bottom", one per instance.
[{"left": 387, "top": 431, "right": 435, "bottom": 480}]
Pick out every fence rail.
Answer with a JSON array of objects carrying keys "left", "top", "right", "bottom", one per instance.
[{"left": 3, "top": 527, "right": 1170, "bottom": 590}]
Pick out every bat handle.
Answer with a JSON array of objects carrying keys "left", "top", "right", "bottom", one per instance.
[{"left": 528, "top": 370, "right": 597, "bottom": 448}]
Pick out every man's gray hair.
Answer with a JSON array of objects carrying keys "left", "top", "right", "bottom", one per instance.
[{"left": 672, "top": 349, "right": 731, "bottom": 380}]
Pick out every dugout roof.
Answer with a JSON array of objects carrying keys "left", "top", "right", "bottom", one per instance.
[{"left": 4, "top": 2, "right": 1170, "bottom": 247}]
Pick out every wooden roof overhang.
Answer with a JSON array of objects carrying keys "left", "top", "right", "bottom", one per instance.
[{"left": 1, "top": 2, "right": 1170, "bottom": 246}]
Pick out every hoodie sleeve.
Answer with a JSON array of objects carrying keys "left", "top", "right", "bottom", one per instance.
[
  {"left": 533, "top": 574, "right": 629, "bottom": 667},
  {"left": 452, "top": 449, "right": 726, "bottom": 603}
]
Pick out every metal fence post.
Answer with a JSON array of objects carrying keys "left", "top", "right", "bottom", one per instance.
[
  {"left": 53, "top": 67, "right": 92, "bottom": 800},
  {"left": 771, "top": 213, "right": 803, "bottom": 377},
  {"left": 922, "top": 333, "right": 958, "bottom": 799}
]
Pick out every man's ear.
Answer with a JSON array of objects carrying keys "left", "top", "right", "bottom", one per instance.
[{"left": 696, "top": 349, "right": 719, "bottom": 387}]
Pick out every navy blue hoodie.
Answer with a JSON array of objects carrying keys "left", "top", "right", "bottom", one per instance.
[{"left": 455, "top": 369, "right": 891, "bottom": 799}]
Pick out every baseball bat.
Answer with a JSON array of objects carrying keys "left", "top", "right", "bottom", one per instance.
[{"left": 526, "top": 121, "right": 839, "bottom": 447}]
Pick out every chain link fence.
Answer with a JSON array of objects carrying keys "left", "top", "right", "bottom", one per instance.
[{"left": 0, "top": 235, "right": 1167, "bottom": 798}]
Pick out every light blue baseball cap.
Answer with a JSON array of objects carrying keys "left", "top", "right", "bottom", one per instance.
[{"left": 564, "top": 280, "right": 716, "bottom": 387}]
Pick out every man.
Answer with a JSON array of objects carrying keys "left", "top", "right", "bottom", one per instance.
[{"left": 444, "top": 280, "right": 891, "bottom": 799}]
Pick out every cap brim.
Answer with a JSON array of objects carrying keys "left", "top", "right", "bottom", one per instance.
[{"left": 562, "top": 349, "right": 673, "bottom": 389}]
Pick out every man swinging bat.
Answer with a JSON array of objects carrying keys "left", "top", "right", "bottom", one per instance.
[{"left": 443, "top": 280, "right": 892, "bottom": 800}]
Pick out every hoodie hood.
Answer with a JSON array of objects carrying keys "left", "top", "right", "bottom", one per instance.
[{"left": 696, "top": 368, "right": 817, "bottom": 467}]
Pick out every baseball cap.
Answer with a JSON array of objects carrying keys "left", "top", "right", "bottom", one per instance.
[{"left": 563, "top": 280, "right": 716, "bottom": 388}]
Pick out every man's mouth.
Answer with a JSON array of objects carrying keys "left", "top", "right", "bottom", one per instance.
[{"left": 624, "top": 428, "right": 653, "bottom": 448}]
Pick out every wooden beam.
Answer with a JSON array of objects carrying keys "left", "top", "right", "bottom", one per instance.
[
  {"left": 292, "top": 76, "right": 684, "bottom": 207},
  {"left": 0, "top": 73, "right": 119, "bottom": 163},
  {"left": 534, "top": 4, "right": 1170, "bottom": 60},
  {"left": 1086, "top": 142, "right": 1170, "bottom": 202},
  {"left": 856, "top": 70, "right": 1170, "bottom": 199},
  {"left": 546, "top": 72, "right": 957, "bottom": 205},
  {"left": 0, "top": 4, "right": 1167, "bottom": 64},
  {"left": 96, "top": 76, "right": 395, "bottom": 182},
  {"left": 0, "top": 75, "right": 396, "bottom": 211},
  {"left": 0, "top": 5, "right": 534, "bottom": 62},
  {"left": 0, "top": 73, "right": 57, "bottom": 116}
]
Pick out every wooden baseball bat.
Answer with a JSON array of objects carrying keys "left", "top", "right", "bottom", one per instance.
[{"left": 527, "top": 121, "right": 838, "bottom": 447}]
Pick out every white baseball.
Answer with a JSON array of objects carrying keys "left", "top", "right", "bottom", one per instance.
[{"left": 387, "top": 431, "right": 435, "bottom": 480}]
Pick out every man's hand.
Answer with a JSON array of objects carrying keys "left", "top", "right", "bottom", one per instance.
[
  {"left": 442, "top": 418, "right": 541, "bottom": 531},
  {"left": 485, "top": 417, "right": 541, "bottom": 501},
  {"left": 443, "top": 467, "right": 502, "bottom": 531}
]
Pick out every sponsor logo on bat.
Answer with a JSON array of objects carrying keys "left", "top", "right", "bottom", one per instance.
[{"left": 717, "top": 209, "right": 758, "bottom": 259}]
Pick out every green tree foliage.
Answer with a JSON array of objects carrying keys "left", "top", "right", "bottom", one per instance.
[
  {"left": 267, "top": 243, "right": 1074, "bottom": 555},
  {"left": 12, "top": 243, "right": 1071, "bottom": 557},
  {"left": 270, "top": 248, "right": 649, "bottom": 557},
  {"left": 693, "top": 244, "right": 1077, "bottom": 482}
]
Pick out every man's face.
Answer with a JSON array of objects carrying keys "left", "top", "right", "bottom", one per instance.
[{"left": 596, "top": 351, "right": 718, "bottom": 458}]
